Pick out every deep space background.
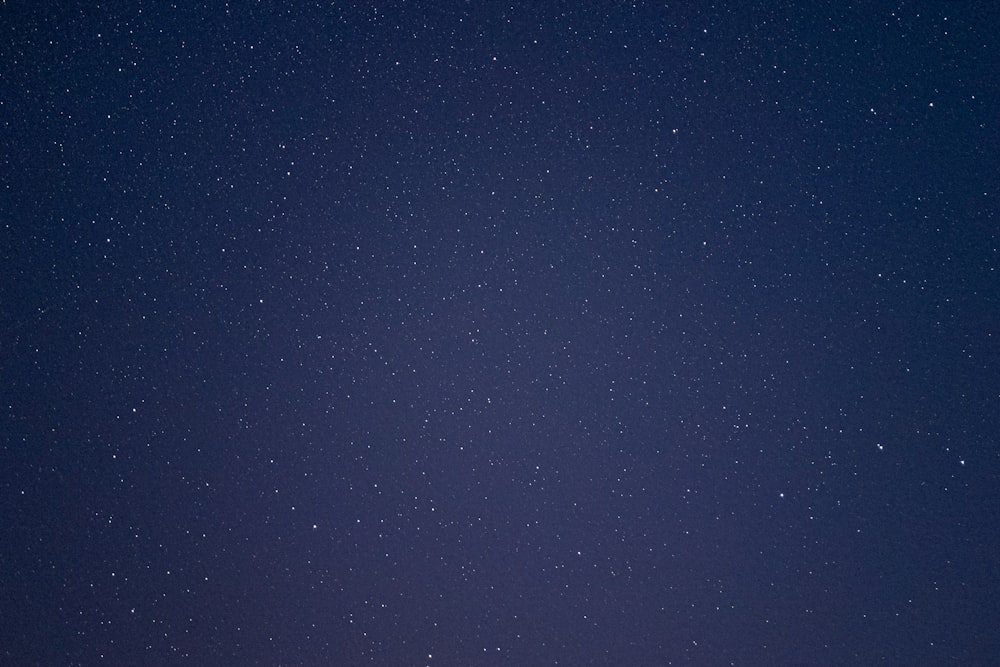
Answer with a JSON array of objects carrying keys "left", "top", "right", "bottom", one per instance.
[{"left": 2, "top": 1, "right": 999, "bottom": 665}]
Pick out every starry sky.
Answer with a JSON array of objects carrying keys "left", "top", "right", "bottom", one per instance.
[{"left": 2, "top": 2, "right": 998, "bottom": 665}]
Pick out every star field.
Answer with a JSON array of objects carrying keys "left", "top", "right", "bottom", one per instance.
[{"left": 2, "top": 2, "right": 998, "bottom": 665}]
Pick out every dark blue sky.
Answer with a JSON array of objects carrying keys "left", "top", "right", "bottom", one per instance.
[{"left": 2, "top": 1, "right": 998, "bottom": 665}]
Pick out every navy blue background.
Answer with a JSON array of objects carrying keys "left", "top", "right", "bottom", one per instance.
[{"left": 2, "top": 2, "right": 998, "bottom": 664}]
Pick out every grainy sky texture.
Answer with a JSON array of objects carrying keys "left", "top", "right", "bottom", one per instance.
[{"left": 2, "top": 2, "right": 998, "bottom": 665}]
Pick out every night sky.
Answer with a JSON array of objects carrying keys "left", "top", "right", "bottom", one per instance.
[{"left": 2, "top": 2, "right": 999, "bottom": 665}]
